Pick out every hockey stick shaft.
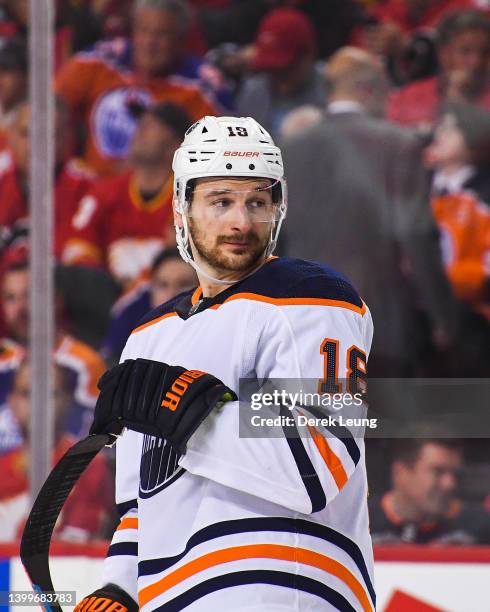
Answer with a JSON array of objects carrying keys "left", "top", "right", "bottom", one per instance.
[{"left": 20, "top": 432, "right": 119, "bottom": 611}]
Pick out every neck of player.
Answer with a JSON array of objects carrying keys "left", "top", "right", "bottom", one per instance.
[{"left": 193, "top": 249, "right": 268, "bottom": 299}]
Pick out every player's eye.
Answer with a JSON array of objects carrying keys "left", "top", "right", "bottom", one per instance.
[
  {"left": 210, "top": 198, "right": 232, "bottom": 208},
  {"left": 248, "top": 199, "right": 267, "bottom": 208}
]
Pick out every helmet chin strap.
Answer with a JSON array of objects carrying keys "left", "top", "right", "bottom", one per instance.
[
  {"left": 175, "top": 214, "right": 272, "bottom": 287},
  {"left": 188, "top": 257, "right": 243, "bottom": 286}
]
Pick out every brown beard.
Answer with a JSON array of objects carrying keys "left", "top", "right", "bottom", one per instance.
[{"left": 188, "top": 218, "right": 269, "bottom": 273}]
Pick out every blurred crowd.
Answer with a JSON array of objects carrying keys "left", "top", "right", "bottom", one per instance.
[{"left": 0, "top": 0, "right": 489, "bottom": 545}]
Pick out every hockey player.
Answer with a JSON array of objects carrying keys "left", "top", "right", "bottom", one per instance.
[{"left": 77, "top": 116, "right": 375, "bottom": 611}]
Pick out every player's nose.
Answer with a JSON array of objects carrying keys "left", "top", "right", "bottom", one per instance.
[{"left": 228, "top": 202, "right": 254, "bottom": 232}]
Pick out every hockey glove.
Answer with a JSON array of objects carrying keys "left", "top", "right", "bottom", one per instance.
[
  {"left": 90, "top": 358, "right": 237, "bottom": 453},
  {"left": 74, "top": 583, "right": 137, "bottom": 612}
]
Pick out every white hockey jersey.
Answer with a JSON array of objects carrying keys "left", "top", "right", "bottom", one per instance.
[{"left": 102, "top": 256, "right": 376, "bottom": 611}]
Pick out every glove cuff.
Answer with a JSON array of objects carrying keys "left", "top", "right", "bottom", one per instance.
[{"left": 74, "top": 583, "right": 138, "bottom": 612}]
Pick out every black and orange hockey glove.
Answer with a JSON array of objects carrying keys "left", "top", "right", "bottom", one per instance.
[
  {"left": 74, "top": 584, "right": 137, "bottom": 612},
  {"left": 90, "top": 358, "right": 237, "bottom": 453}
]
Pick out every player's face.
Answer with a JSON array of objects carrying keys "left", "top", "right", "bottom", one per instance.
[
  {"left": 186, "top": 177, "right": 275, "bottom": 274},
  {"left": 133, "top": 8, "right": 183, "bottom": 75},
  {"left": 150, "top": 258, "right": 197, "bottom": 308},
  {"left": 2, "top": 268, "right": 29, "bottom": 344},
  {"left": 396, "top": 444, "right": 462, "bottom": 519}
]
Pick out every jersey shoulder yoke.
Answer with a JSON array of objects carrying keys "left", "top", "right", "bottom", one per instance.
[
  {"left": 131, "top": 288, "right": 194, "bottom": 333},
  {"left": 239, "top": 257, "right": 363, "bottom": 308}
]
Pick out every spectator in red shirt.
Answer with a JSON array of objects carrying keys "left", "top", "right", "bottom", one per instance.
[
  {"left": 0, "top": 99, "right": 94, "bottom": 258},
  {"left": 0, "top": 359, "right": 113, "bottom": 542},
  {"left": 62, "top": 102, "right": 191, "bottom": 286},
  {"left": 387, "top": 9, "right": 490, "bottom": 128}
]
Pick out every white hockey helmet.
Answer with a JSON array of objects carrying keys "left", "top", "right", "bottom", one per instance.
[{"left": 172, "top": 116, "right": 287, "bottom": 271}]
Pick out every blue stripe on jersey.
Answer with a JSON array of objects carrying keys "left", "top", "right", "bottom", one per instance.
[
  {"left": 280, "top": 405, "right": 326, "bottom": 512},
  {"left": 305, "top": 405, "right": 361, "bottom": 466},
  {"left": 137, "top": 516, "right": 375, "bottom": 606},
  {"left": 152, "top": 570, "right": 357, "bottom": 612},
  {"left": 116, "top": 499, "right": 138, "bottom": 518},
  {"left": 324, "top": 426, "right": 360, "bottom": 466},
  {"left": 107, "top": 542, "right": 138, "bottom": 557}
]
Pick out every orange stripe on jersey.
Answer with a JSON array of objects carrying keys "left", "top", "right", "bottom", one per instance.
[
  {"left": 138, "top": 544, "right": 373, "bottom": 611},
  {"left": 117, "top": 517, "right": 138, "bottom": 531},
  {"left": 191, "top": 287, "right": 202, "bottom": 305},
  {"left": 307, "top": 424, "right": 349, "bottom": 491},
  {"left": 131, "top": 289, "right": 365, "bottom": 331},
  {"left": 131, "top": 312, "right": 178, "bottom": 335},
  {"left": 219, "top": 293, "right": 367, "bottom": 315}
]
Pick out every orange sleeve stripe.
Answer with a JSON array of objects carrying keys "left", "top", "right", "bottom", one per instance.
[
  {"left": 307, "top": 425, "right": 349, "bottom": 491},
  {"left": 117, "top": 517, "right": 138, "bottom": 531},
  {"left": 131, "top": 312, "right": 178, "bottom": 335},
  {"left": 220, "top": 293, "right": 367, "bottom": 315},
  {"left": 138, "top": 544, "right": 373, "bottom": 611}
]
